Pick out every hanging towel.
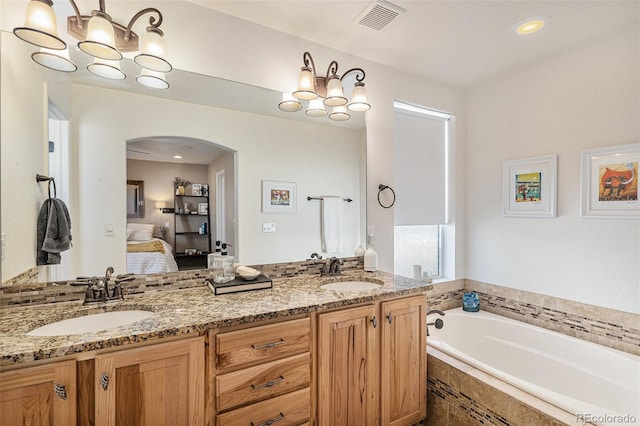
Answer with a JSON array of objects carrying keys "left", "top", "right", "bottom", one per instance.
[
  {"left": 37, "top": 198, "right": 72, "bottom": 265},
  {"left": 321, "top": 196, "right": 343, "bottom": 254}
]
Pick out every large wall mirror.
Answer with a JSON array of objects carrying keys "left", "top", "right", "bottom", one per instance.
[{"left": 0, "top": 30, "right": 367, "bottom": 283}]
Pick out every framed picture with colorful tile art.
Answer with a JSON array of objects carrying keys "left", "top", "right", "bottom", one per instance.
[
  {"left": 503, "top": 154, "right": 558, "bottom": 218},
  {"left": 580, "top": 143, "right": 639, "bottom": 219},
  {"left": 261, "top": 180, "right": 297, "bottom": 214}
]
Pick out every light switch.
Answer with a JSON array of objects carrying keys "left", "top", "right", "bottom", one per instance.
[
  {"left": 164, "top": 221, "right": 170, "bottom": 229},
  {"left": 105, "top": 224, "right": 115, "bottom": 237},
  {"left": 262, "top": 222, "right": 276, "bottom": 233}
]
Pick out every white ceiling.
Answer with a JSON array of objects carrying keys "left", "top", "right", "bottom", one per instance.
[{"left": 190, "top": 0, "right": 640, "bottom": 88}]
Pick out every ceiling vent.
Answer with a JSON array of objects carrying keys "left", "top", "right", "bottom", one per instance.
[{"left": 354, "top": 0, "right": 406, "bottom": 31}]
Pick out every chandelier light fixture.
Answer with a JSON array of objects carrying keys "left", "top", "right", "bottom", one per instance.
[
  {"left": 13, "top": 0, "right": 172, "bottom": 89},
  {"left": 278, "top": 52, "right": 371, "bottom": 121}
]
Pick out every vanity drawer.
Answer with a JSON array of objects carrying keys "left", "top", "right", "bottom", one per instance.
[
  {"left": 217, "top": 353, "right": 310, "bottom": 411},
  {"left": 216, "top": 318, "right": 310, "bottom": 369},
  {"left": 216, "top": 387, "right": 309, "bottom": 426}
]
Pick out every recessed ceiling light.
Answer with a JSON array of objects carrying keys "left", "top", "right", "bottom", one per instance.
[
  {"left": 513, "top": 15, "right": 552, "bottom": 35},
  {"left": 173, "top": 155, "right": 183, "bottom": 159}
]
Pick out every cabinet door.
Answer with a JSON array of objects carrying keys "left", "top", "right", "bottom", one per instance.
[
  {"left": 94, "top": 336, "right": 205, "bottom": 426},
  {"left": 380, "top": 295, "right": 426, "bottom": 426},
  {"left": 317, "top": 305, "right": 377, "bottom": 426},
  {"left": 0, "top": 359, "right": 77, "bottom": 426}
]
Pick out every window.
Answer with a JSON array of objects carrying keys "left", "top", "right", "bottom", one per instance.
[{"left": 393, "top": 101, "right": 452, "bottom": 280}]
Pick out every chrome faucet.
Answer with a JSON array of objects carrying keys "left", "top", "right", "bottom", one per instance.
[{"left": 426, "top": 309, "right": 445, "bottom": 336}]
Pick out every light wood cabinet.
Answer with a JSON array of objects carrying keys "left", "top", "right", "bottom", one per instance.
[
  {"left": 0, "top": 359, "right": 77, "bottom": 426},
  {"left": 210, "top": 317, "right": 311, "bottom": 426},
  {"left": 317, "top": 304, "right": 378, "bottom": 426},
  {"left": 380, "top": 296, "right": 427, "bottom": 425},
  {"left": 315, "top": 294, "right": 426, "bottom": 426},
  {"left": 94, "top": 336, "right": 205, "bottom": 426}
]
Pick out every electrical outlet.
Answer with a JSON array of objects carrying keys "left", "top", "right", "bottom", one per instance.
[
  {"left": 105, "top": 224, "right": 115, "bottom": 237},
  {"left": 164, "top": 221, "right": 170, "bottom": 229},
  {"left": 262, "top": 222, "right": 276, "bottom": 233}
]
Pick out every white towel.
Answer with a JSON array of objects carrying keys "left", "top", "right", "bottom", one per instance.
[{"left": 321, "top": 196, "right": 343, "bottom": 254}]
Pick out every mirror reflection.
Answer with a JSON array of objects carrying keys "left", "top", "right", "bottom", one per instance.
[
  {"left": 0, "top": 30, "right": 366, "bottom": 284},
  {"left": 126, "top": 180, "right": 144, "bottom": 219}
]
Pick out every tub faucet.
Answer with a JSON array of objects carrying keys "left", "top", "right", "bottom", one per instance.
[{"left": 427, "top": 309, "right": 445, "bottom": 336}]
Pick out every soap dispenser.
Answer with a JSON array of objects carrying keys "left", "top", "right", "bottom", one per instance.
[{"left": 364, "top": 226, "right": 378, "bottom": 272}]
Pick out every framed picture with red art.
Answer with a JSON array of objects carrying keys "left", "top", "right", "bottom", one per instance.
[{"left": 580, "top": 143, "right": 639, "bottom": 219}]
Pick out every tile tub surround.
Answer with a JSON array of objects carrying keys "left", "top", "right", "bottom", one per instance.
[
  {"left": 426, "top": 346, "right": 582, "bottom": 426},
  {"left": 0, "top": 269, "right": 428, "bottom": 367},
  {"left": 465, "top": 280, "right": 640, "bottom": 356},
  {"left": 0, "top": 256, "right": 365, "bottom": 307}
]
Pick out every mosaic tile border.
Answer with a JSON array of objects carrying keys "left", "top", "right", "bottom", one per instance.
[
  {"left": 0, "top": 257, "right": 365, "bottom": 307},
  {"left": 1, "top": 266, "right": 38, "bottom": 287},
  {"left": 465, "top": 280, "right": 640, "bottom": 356}
]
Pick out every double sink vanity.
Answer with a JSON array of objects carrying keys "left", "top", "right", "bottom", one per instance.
[{"left": 0, "top": 269, "right": 428, "bottom": 425}]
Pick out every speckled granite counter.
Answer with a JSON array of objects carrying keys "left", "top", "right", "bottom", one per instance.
[{"left": 0, "top": 270, "right": 429, "bottom": 367}]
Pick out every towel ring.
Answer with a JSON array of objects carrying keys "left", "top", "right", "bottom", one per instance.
[
  {"left": 36, "top": 174, "right": 56, "bottom": 199},
  {"left": 377, "top": 184, "right": 395, "bottom": 209},
  {"left": 48, "top": 180, "right": 57, "bottom": 199}
]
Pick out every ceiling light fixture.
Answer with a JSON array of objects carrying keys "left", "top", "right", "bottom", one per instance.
[
  {"left": 513, "top": 15, "right": 552, "bottom": 35},
  {"left": 279, "top": 52, "right": 371, "bottom": 121},
  {"left": 13, "top": 0, "right": 171, "bottom": 88}
]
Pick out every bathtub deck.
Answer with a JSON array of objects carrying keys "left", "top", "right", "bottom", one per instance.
[{"left": 426, "top": 346, "right": 588, "bottom": 426}]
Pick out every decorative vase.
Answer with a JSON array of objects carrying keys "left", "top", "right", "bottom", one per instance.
[
  {"left": 177, "top": 185, "right": 185, "bottom": 195},
  {"left": 462, "top": 291, "right": 480, "bottom": 312}
]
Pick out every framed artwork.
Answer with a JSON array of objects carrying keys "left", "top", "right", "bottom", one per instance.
[
  {"left": 503, "top": 154, "right": 558, "bottom": 218},
  {"left": 192, "top": 184, "right": 202, "bottom": 196},
  {"left": 262, "top": 180, "right": 297, "bottom": 214},
  {"left": 198, "top": 203, "right": 208, "bottom": 215},
  {"left": 202, "top": 184, "right": 209, "bottom": 196},
  {"left": 580, "top": 143, "right": 639, "bottom": 219}
]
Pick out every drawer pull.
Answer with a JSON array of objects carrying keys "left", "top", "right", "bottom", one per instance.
[
  {"left": 251, "top": 339, "right": 285, "bottom": 350},
  {"left": 53, "top": 383, "right": 67, "bottom": 400},
  {"left": 251, "top": 376, "right": 285, "bottom": 390},
  {"left": 252, "top": 412, "right": 285, "bottom": 426}
]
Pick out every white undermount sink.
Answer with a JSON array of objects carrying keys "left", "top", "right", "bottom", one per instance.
[
  {"left": 320, "top": 281, "right": 382, "bottom": 292},
  {"left": 27, "top": 310, "right": 154, "bottom": 337}
]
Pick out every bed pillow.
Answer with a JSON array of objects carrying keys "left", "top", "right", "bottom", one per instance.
[
  {"left": 127, "top": 223, "right": 154, "bottom": 241},
  {"left": 152, "top": 224, "right": 165, "bottom": 239}
]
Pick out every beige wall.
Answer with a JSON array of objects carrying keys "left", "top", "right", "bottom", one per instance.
[
  {"left": 0, "top": 34, "right": 47, "bottom": 280},
  {"left": 466, "top": 24, "right": 640, "bottom": 313}
]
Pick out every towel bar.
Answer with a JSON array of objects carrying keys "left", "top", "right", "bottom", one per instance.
[{"left": 307, "top": 196, "right": 352, "bottom": 202}]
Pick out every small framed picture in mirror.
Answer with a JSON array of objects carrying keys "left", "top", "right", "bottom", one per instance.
[{"left": 192, "top": 184, "right": 202, "bottom": 196}]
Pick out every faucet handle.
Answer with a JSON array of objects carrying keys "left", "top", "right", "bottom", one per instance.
[{"left": 115, "top": 276, "right": 135, "bottom": 284}]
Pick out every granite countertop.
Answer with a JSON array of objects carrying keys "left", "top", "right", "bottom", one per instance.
[{"left": 0, "top": 270, "right": 429, "bottom": 367}]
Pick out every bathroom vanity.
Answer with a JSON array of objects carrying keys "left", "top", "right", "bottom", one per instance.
[{"left": 0, "top": 271, "right": 427, "bottom": 425}]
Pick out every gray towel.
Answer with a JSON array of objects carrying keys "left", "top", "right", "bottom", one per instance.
[{"left": 37, "top": 198, "right": 72, "bottom": 265}]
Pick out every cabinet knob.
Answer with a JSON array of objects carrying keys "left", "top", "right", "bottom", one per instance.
[
  {"left": 53, "top": 383, "right": 67, "bottom": 400},
  {"left": 386, "top": 312, "right": 393, "bottom": 324},
  {"left": 371, "top": 316, "right": 378, "bottom": 328},
  {"left": 100, "top": 372, "right": 110, "bottom": 391}
]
